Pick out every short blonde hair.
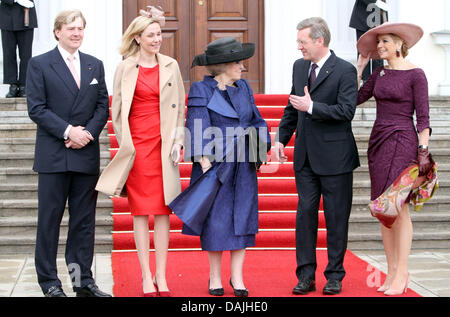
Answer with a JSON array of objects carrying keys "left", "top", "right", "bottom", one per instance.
[
  {"left": 53, "top": 10, "right": 86, "bottom": 41},
  {"left": 120, "top": 16, "right": 161, "bottom": 58}
]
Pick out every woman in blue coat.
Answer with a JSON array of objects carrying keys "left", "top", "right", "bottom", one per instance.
[{"left": 170, "top": 38, "right": 270, "bottom": 297}]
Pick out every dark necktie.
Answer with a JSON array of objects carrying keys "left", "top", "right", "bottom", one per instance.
[{"left": 308, "top": 63, "right": 318, "bottom": 89}]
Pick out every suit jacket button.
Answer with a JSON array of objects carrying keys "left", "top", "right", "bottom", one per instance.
[
  {"left": 168, "top": 83, "right": 172, "bottom": 87},
  {"left": 172, "top": 104, "right": 176, "bottom": 108}
]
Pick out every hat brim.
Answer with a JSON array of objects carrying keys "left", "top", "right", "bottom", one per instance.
[
  {"left": 357, "top": 22, "right": 424, "bottom": 60},
  {"left": 191, "top": 43, "right": 255, "bottom": 67}
]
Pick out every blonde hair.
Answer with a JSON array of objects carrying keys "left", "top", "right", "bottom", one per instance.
[
  {"left": 53, "top": 10, "right": 86, "bottom": 41},
  {"left": 389, "top": 33, "right": 409, "bottom": 58},
  {"left": 119, "top": 16, "right": 161, "bottom": 58}
]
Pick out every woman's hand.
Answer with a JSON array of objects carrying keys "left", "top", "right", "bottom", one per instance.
[
  {"left": 356, "top": 54, "right": 371, "bottom": 78},
  {"left": 418, "top": 147, "right": 432, "bottom": 176},
  {"left": 170, "top": 144, "right": 182, "bottom": 166},
  {"left": 199, "top": 157, "right": 212, "bottom": 174}
]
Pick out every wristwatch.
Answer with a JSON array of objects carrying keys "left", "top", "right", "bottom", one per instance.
[{"left": 418, "top": 145, "right": 428, "bottom": 150}]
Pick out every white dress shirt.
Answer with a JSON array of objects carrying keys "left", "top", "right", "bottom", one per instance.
[
  {"left": 307, "top": 49, "right": 332, "bottom": 114},
  {"left": 58, "top": 45, "right": 81, "bottom": 140}
]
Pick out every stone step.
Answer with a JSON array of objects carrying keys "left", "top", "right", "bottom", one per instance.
[
  {"left": 0, "top": 151, "right": 112, "bottom": 168},
  {"left": 354, "top": 134, "right": 450, "bottom": 149},
  {"left": 350, "top": 193, "right": 450, "bottom": 215},
  {"left": 0, "top": 124, "right": 109, "bottom": 138},
  {"left": 1, "top": 162, "right": 449, "bottom": 183},
  {"left": 2, "top": 148, "right": 450, "bottom": 168},
  {"left": 0, "top": 198, "right": 113, "bottom": 218},
  {"left": 0, "top": 183, "right": 112, "bottom": 200},
  {"left": 348, "top": 231, "right": 450, "bottom": 250},
  {"left": 0, "top": 136, "right": 111, "bottom": 152},
  {"left": 0, "top": 214, "right": 112, "bottom": 236},
  {"left": 349, "top": 212, "right": 450, "bottom": 231},
  {"left": 0, "top": 233, "right": 113, "bottom": 254},
  {"left": 0, "top": 98, "right": 27, "bottom": 111}
]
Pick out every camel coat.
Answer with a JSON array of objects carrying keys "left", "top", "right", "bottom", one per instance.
[{"left": 96, "top": 53, "right": 185, "bottom": 205}]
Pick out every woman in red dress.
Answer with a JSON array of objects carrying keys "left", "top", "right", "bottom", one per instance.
[{"left": 97, "top": 7, "right": 186, "bottom": 297}]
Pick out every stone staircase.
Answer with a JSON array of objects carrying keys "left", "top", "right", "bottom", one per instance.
[
  {"left": 0, "top": 96, "right": 449, "bottom": 253},
  {"left": 0, "top": 98, "right": 113, "bottom": 254}
]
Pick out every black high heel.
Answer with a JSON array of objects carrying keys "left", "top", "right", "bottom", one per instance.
[
  {"left": 230, "top": 279, "right": 248, "bottom": 297},
  {"left": 208, "top": 279, "right": 224, "bottom": 296}
]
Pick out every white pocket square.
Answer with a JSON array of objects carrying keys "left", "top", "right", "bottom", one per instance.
[{"left": 90, "top": 78, "right": 99, "bottom": 85}]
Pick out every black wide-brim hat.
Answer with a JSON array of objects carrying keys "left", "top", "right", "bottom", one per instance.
[{"left": 191, "top": 37, "right": 255, "bottom": 68}]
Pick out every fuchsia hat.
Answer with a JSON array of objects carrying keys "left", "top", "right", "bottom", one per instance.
[{"left": 357, "top": 22, "right": 424, "bottom": 59}]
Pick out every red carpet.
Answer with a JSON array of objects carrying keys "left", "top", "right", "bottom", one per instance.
[
  {"left": 111, "top": 250, "right": 420, "bottom": 297},
  {"left": 107, "top": 94, "right": 421, "bottom": 297}
]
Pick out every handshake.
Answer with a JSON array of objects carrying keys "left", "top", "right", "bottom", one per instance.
[
  {"left": 65, "top": 126, "right": 94, "bottom": 149},
  {"left": 14, "top": 0, "right": 34, "bottom": 8}
]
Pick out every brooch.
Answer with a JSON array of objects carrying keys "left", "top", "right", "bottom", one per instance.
[{"left": 380, "top": 70, "right": 385, "bottom": 77}]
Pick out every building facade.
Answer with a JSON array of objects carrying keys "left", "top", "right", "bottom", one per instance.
[{"left": 0, "top": 0, "right": 449, "bottom": 96}]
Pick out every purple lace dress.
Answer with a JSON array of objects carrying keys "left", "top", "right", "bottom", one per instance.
[{"left": 358, "top": 67, "right": 431, "bottom": 201}]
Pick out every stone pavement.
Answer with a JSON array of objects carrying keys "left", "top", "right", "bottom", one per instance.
[{"left": 0, "top": 250, "right": 449, "bottom": 297}]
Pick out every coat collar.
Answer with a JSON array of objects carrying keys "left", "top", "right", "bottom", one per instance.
[
  {"left": 124, "top": 52, "right": 174, "bottom": 89},
  {"left": 120, "top": 52, "right": 175, "bottom": 119}
]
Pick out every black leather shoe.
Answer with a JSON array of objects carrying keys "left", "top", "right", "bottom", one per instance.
[
  {"left": 44, "top": 285, "right": 67, "bottom": 297},
  {"left": 75, "top": 283, "right": 112, "bottom": 297},
  {"left": 208, "top": 279, "right": 224, "bottom": 296},
  {"left": 292, "top": 277, "right": 316, "bottom": 295},
  {"left": 5, "top": 84, "right": 19, "bottom": 98},
  {"left": 17, "top": 85, "right": 26, "bottom": 98},
  {"left": 230, "top": 279, "right": 248, "bottom": 297},
  {"left": 323, "top": 279, "right": 342, "bottom": 295}
]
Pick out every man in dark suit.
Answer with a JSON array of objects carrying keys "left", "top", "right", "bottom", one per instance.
[
  {"left": 274, "top": 17, "right": 360, "bottom": 295},
  {"left": 349, "top": 0, "right": 388, "bottom": 82},
  {"left": 27, "top": 9, "right": 110, "bottom": 297},
  {"left": 0, "top": 0, "right": 37, "bottom": 97}
]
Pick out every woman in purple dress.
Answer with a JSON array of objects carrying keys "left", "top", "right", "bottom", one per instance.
[{"left": 356, "top": 23, "right": 433, "bottom": 295}]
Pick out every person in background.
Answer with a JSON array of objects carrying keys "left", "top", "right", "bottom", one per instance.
[
  {"left": 274, "top": 17, "right": 360, "bottom": 296},
  {"left": 96, "top": 7, "right": 185, "bottom": 297},
  {"left": 357, "top": 22, "right": 434, "bottom": 296},
  {"left": 27, "top": 9, "right": 110, "bottom": 297},
  {"left": 0, "top": 0, "right": 37, "bottom": 98},
  {"left": 349, "top": 0, "right": 389, "bottom": 82}
]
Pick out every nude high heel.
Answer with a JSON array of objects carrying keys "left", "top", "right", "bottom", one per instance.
[{"left": 384, "top": 273, "right": 410, "bottom": 296}]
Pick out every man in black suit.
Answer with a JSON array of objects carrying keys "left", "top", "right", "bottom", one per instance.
[
  {"left": 0, "top": 0, "right": 37, "bottom": 98},
  {"left": 27, "top": 9, "right": 110, "bottom": 297},
  {"left": 349, "top": 0, "right": 388, "bottom": 82},
  {"left": 274, "top": 17, "right": 360, "bottom": 295}
]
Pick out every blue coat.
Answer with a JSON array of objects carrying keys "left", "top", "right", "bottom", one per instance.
[{"left": 170, "top": 76, "right": 270, "bottom": 250}]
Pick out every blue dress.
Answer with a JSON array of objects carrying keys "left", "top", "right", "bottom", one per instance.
[{"left": 169, "top": 76, "right": 271, "bottom": 251}]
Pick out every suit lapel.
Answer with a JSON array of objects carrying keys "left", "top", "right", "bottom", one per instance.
[
  {"left": 50, "top": 47, "right": 79, "bottom": 96},
  {"left": 71, "top": 52, "right": 95, "bottom": 109},
  {"left": 310, "top": 51, "right": 337, "bottom": 93}
]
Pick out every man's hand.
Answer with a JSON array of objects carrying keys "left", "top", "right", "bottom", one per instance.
[
  {"left": 67, "top": 126, "right": 94, "bottom": 148},
  {"left": 289, "top": 86, "right": 312, "bottom": 112},
  {"left": 273, "top": 142, "right": 288, "bottom": 163},
  {"left": 65, "top": 139, "right": 83, "bottom": 150}
]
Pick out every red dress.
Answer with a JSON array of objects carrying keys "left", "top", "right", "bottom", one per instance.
[{"left": 126, "top": 65, "right": 171, "bottom": 216}]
